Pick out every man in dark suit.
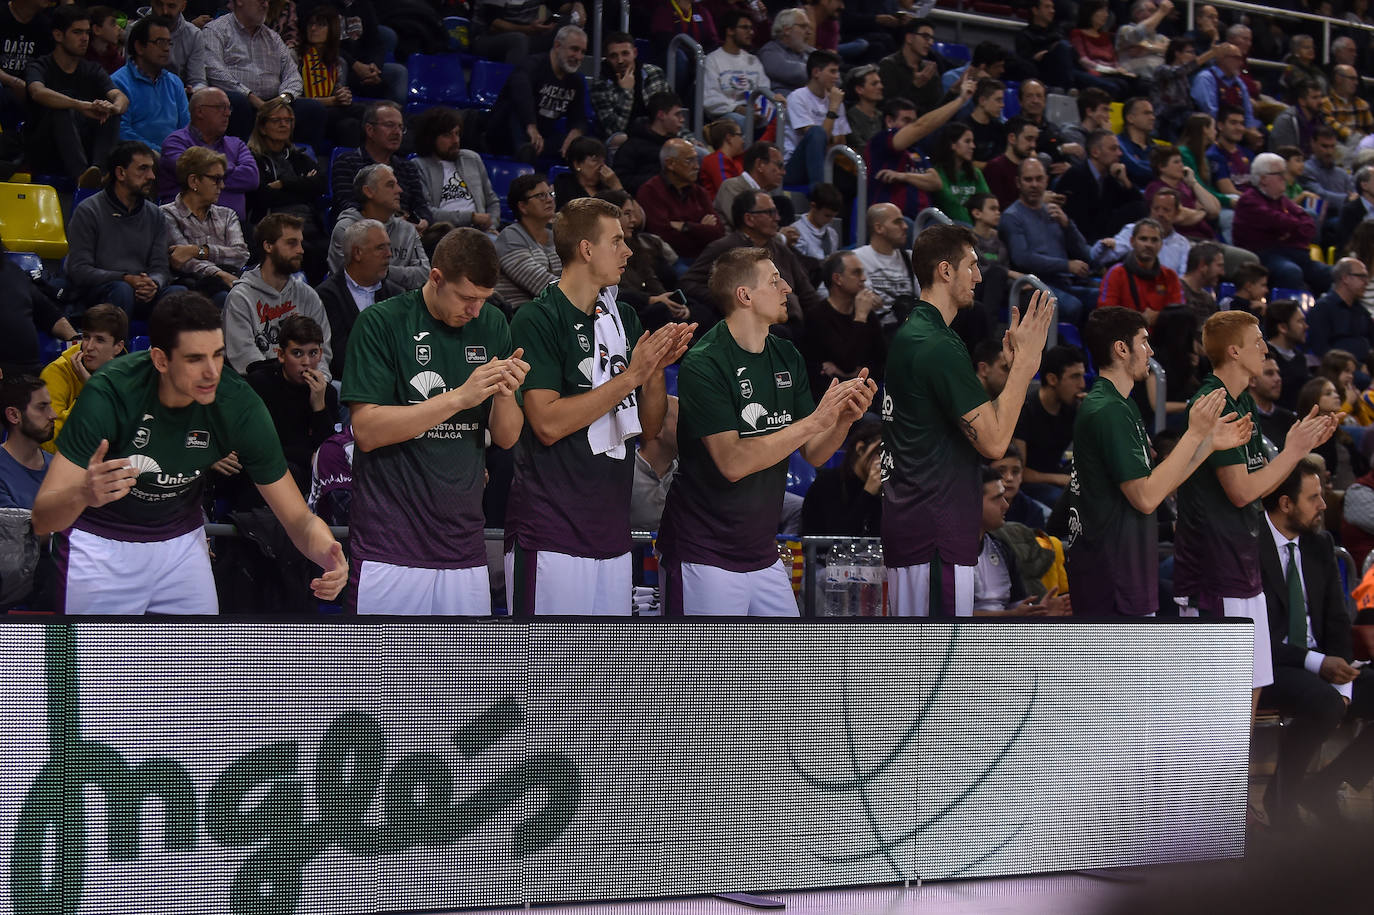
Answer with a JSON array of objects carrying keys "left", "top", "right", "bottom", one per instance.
[
  {"left": 1335, "top": 164, "right": 1374, "bottom": 254},
  {"left": 1260, "top": 458, "right": 1374, "bottom": 826},
  {"left": 1054, "top": 128, "right": 1145, "bottom": 247},
  {"left": 315, "top": 217, "right": 403, "bottom": 380}
]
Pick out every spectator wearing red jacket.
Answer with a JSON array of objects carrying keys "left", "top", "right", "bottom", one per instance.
[
  {"left": 1233, "top": 151, "right": 1331, "bottom": 293},
  {"left": 1098, "top": 218, "right": 1182, "bottom": 324},
  {"left": 638, "top": 138, "right": 727, "bottom": 259}
]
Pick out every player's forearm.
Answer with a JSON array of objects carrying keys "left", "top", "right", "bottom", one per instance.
[
  {"left": 285, "top": 510, "right": 339, "bottom": 570},
  {"left": 1126, "top": 427, "right": 1210, "bottom": 513},
  {"left": 32, "top": 485, "right": 88, "bottom": 536},
  {"left": 524, "top": 375, "right": 642, "bottom": 446},
  {"left": 1224, "top": 445, "right": 1309, "bottom": 507},
  {"left": 489, "top": 393, "right": 524, "bottom": 450},
  {"left": 350, "top": 396, "right": 466, "bottom": 452},
  {"left": 711, "top": 417, "right": 824, "bottom": 483},
  {"left": 800, "top": 419, "right": 849, "bottom": 468},
  {"left": 979, "top": 368, "right": 1034, "bottom": 459},
  {"left": 637, "top": 372, "right": 667, "bottom": 442}
]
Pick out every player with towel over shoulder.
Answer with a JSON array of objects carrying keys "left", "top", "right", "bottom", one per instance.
[
  {"left": 658, "top": 247, "right": 876, "bottom": 615},
  {"left": 506, "top": 197, "right": 695, "bottom": 614}
]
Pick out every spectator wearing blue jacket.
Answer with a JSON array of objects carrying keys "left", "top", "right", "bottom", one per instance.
[
  {"left": 1116, "top": 96, "right": 1158, "bottom": 188},
  {"left": 111, "top": 15, "right": 188, "bottom": 154},
  {"left": 1000, "top": 157, "right": 1094, "bottom": 325}
]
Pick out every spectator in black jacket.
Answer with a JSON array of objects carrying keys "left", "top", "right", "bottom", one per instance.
[
  {"left": 0, "top": 253, "right": 76, "bottom": 377},
  {"left": 1056, "top": 128, "right": 1146, "bottom": 245},
  {"left": 247, "top": 97, "right": 328, "bottom": 281},
  {"left": 801, "top": 251, "right": 887, "bottom": 400},
  {"left": 315, "top": 216, "right": 401, "bottom": 379},
  {"left": 612, "top": 91, "right": 685, "bottom": 195},
  {"left": 244, "top": 313, "right": 339, "bottom": 496},
  {"left": 330, "top": 100, "right": 431, "bottom": 228},
  {"left": 801, "top": 419, "right": 883, "bottom": 537},
  {"left": 490, "top": 25, "right": 588, "bottom": 167}
]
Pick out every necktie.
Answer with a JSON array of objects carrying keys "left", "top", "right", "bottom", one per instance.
[{"left": 1286, "top": 542, "right": 1307, "bottom": 648}]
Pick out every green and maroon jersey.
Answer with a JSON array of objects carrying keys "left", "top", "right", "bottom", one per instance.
[
  {"left": 658, "top": 321, "right": 815, "bottom": 571},
  {"left": 507, "top": 283, "right": 645, "bottom": 559},
  {"left": 57, "top": 351, "right": 286, "bottom": 541},
  {"left": 340, "top": 290, "right": 512, "bottom": 569},
  {"left": 1066, "top": 379, "right": 1157, "bottom": 616},
  {"left": 1174, "top": 373, "right": 1267, "bottom": 608},
  {"left": 880, "top": 302, "right": 989, "bottom": 568}
]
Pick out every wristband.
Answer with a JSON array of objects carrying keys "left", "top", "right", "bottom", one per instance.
[{"left": 826, "top": 110, "right": 840, "bottom": 119}]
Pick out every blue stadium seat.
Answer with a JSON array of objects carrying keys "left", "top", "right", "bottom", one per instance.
[
  {"left": 486, "top": 157, "right": 535, "bottom": 223},
  {"left": 548, "top": 164, "right": 571, "bottom": 184},
  {"left": 132, "top": 335, "right": 150, "bottom": 352},
  {"left": 4, "top": 251, "right": 41, "bottom": 277},
  {"left": 1003, "top": 81, "right": 1020, "bottom": 118},
  {"left": 38, "top": 332, "right": 65, "bottom": 364},
  {"left": 663, "top": 362, "right": 679, "bottom": 398},
  {"left": 443, "top": 16, "right": 471, "bottom": 52},
  {"left": 407, "top": 53, "right": 468, "bottom": 110},
  {"left": 1057, "top": 322, "right": 1084, "bottom": 352},
  {"left": 1218, "top": 281, "right": 1236, "bottom": 300},
  {"left": 1272, "top": 287, "right": 1315, "bottom": 312},
  {"left": 327, "top": 147, "right": 352, "bottom": 200},
  {"left": 935, "top": 41, "right": 971, "bottom": 64},
  {"left": 786, "top": 450, "right": 817, "bottom": 496},
  {"left": 470, "top": 59, "right": 513, "bottom": 108},
  {"left": 74, "top": 186, "right": 100, "bottom": 207}
]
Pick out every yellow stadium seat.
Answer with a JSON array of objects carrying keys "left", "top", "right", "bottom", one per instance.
[
  {"left": 1109, "top": 101, "right": 1123, "bottom": 135},
  {"left": 1312, "top": 244, "right": 1325, "bottom": 264},
  {"left": 0, "top": 183, "right": 68, "bottom": 258}
]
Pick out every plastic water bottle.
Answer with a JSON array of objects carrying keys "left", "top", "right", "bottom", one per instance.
[
  {"left": 855, "top": 540, "right": 886, "bottom": 617},
  {"left": 824, "top": 541, "right": 853, "bottom": 616}
]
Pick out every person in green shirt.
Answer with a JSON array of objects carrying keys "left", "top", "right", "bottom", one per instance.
[
  {"left": 32, "top": 292, "right": 348, "bottom": 614},
  {"left": 930, "top": 121, "right": 990, "bottom": 225},
  {"left": 1067, "top": 305, "right": 1252, "bottom": 617},
  {"left": 882, "top": 223, "right": 1054, "bottom": 616},
  {"left": 506, "top": 197, "right": 695, "bottom": 615},
  {"left": 343, "top": 227, "right": 530, "bottom": 616},
  {"left": 1174, "top": 310, "right": 1337, "bottom": 707},
  {"left": 658, "top": 246, "right": 875, "bottom": 615}
]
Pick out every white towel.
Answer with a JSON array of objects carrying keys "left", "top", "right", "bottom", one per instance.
[{"left": 586, "top": 286, "right": 642, "bottom": 459}]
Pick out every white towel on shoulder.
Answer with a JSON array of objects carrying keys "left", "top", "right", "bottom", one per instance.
[{"left": 587, "top": 286, "right": 642, "bottom": 459}]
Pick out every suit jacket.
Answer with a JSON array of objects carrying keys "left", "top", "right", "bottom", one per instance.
[
  {"left": 1259, "top": 526, "right": 1353, "bottom": 670},
  {"left": 1054, "top": 159, "right": 1146, "bottom": 244},
  {"left": 316, "top": 270, "right": 405, "bottom": 380}
]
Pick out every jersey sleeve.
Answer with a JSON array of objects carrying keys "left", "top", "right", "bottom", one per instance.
[
  {"left": 489, "top": 305, "right": 515, "bottom": 359},
  {"left": 339, "top": 306, "right": 400, "bottom": 406},
  {"left": 55, "top": 373, "right": 120, "bottom": 468},
  {"left": 929, "top": 336, "right": 990, "bottom": 422},
  {"left": 512, "top": 302, "right": 565, "bottom": 393},
  {"left": 1100, "top": 402, "right": 1152, "bottom": 484},
  {"left": 230, "top": 384, "right": 290, "bottom": 485},
  {"left": 678, "top": 350, "right": 740, "bottom": 439}
]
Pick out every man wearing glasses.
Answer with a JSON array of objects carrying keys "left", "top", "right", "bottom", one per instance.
[
  {"left": 638, "top": 137, "right": 726, "bottom": 260},
  {"left": 159, "top": 87, "right": 260, "bottom": 224},
  {"left": 680, "top": 190, "right": 822, "bottom": 338},
  {"left": 878, "top": 18, "right": 941, "bottom": 114},
  {"left": 331, "top": 100, "right": 432, "bottom": 229},
  {"left": 1233, "top": 152, "right": 1331, "bottom": 294},
  {"left": 112, "top": 15, "right": 188, "bottom": 155}
]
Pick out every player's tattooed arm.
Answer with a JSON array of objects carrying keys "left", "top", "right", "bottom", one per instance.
[{"left": 961, "top": 411, "right": 980, "bottom": 442}]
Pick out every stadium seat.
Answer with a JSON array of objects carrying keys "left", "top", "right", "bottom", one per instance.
[
  {"left": 4, "top": 251, "right": 41, "bottom": 277},
  {"left": 1002, "top": 82, "right": 1020, "bottom": 118},
  {"left": 486, "top": 157, "right": 535, "bottom": 223},
  {"left": 443, "top": 16, "right": 470, "bottom": 51},
  {"left": 74, "top": 187, "right": 99, "bottom": 207},
  {"left": 132, "top": 335, "right": 150, "bottom": 352},
  {"left": 1057, "top": 322, "right": 1085, "bottom": 353},
  {"left": 470, "top": 59, "right": 513, "bottom": 109},
  {"left": 786, "top": 450, "right": 817, "bottom": 496},
  {"left": 37, "top": 332, "right": 65, "bottom": 364},
  {"left": 1273, "top": 287, "right": 1315, "bottom": 312},
  {"left": 1046, "top": 93, "right": 1077, "bottom": 127},
  {"left": 0, "top": 183, "right": 68, "bottom": 258},
  {"left": 407, "top": 53, "right": 468, "bottom": 110},
  {"left": 327, "top": 147, "right": 352, "bottom": 199},
  {"left": 1218, "top": 281, "right": 1235, "bottom": 300},
  {"left": 1109, "top": 101, "right": 1124, "bottom": 134},
  {"left": 663, "top": 362, "right": 679, "bottom": 398},
  {"left": 548, "top": 164, "right": 570, "bottom": 184},
  {"left": 935, "top": 41, "right": 971, "bottom": 64}
]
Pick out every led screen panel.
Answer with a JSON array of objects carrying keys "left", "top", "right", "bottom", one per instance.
[{"left": 0, "top": 621, "right": 1251, "bottom": 915}]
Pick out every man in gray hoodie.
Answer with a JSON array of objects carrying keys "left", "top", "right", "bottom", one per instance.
[
  {"left": 66, "top": 141, "right": 185, "bottom": 316},
  {"left": 328, "top": 163, "right": 431, "bottom": 290},
  {"left": 224, "top": 213, "right": 333, "bottom": 377}
]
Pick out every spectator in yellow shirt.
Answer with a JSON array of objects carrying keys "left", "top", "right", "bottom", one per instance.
[{"left": 37, "top": 303, "right": 127, "bottom": 453}]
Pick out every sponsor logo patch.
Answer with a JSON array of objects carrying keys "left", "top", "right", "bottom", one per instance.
[
  {"left": 133, "top": 427, "right": 150, "bottom": 448},
  {"left": 577, "top": 333, "right": 591, "bottom": 353},
  {"left": 740, "top": 379, "right": 753, "bottom": 398},
  {"left": 774, "top": 371, "right": 792, "bottom": 388},
  {"left": 416, "top": 344, "right": 431, "bottom": 366},
  {"left": 185, "top": 430, "right": 209, "bottom": 449},
  {"left": 466, "top": 345, "right": 487, "bottom": 363}
]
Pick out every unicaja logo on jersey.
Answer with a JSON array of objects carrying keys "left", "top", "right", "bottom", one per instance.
[
  {"left": 415, "top": 344, "right": 431, "bottom": 366},
  {"left": 125, "top": 454, "right": 161, "bottom": 477},
  {"left": 410, "top": 371, "right": 447, "bottom": 399}
]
